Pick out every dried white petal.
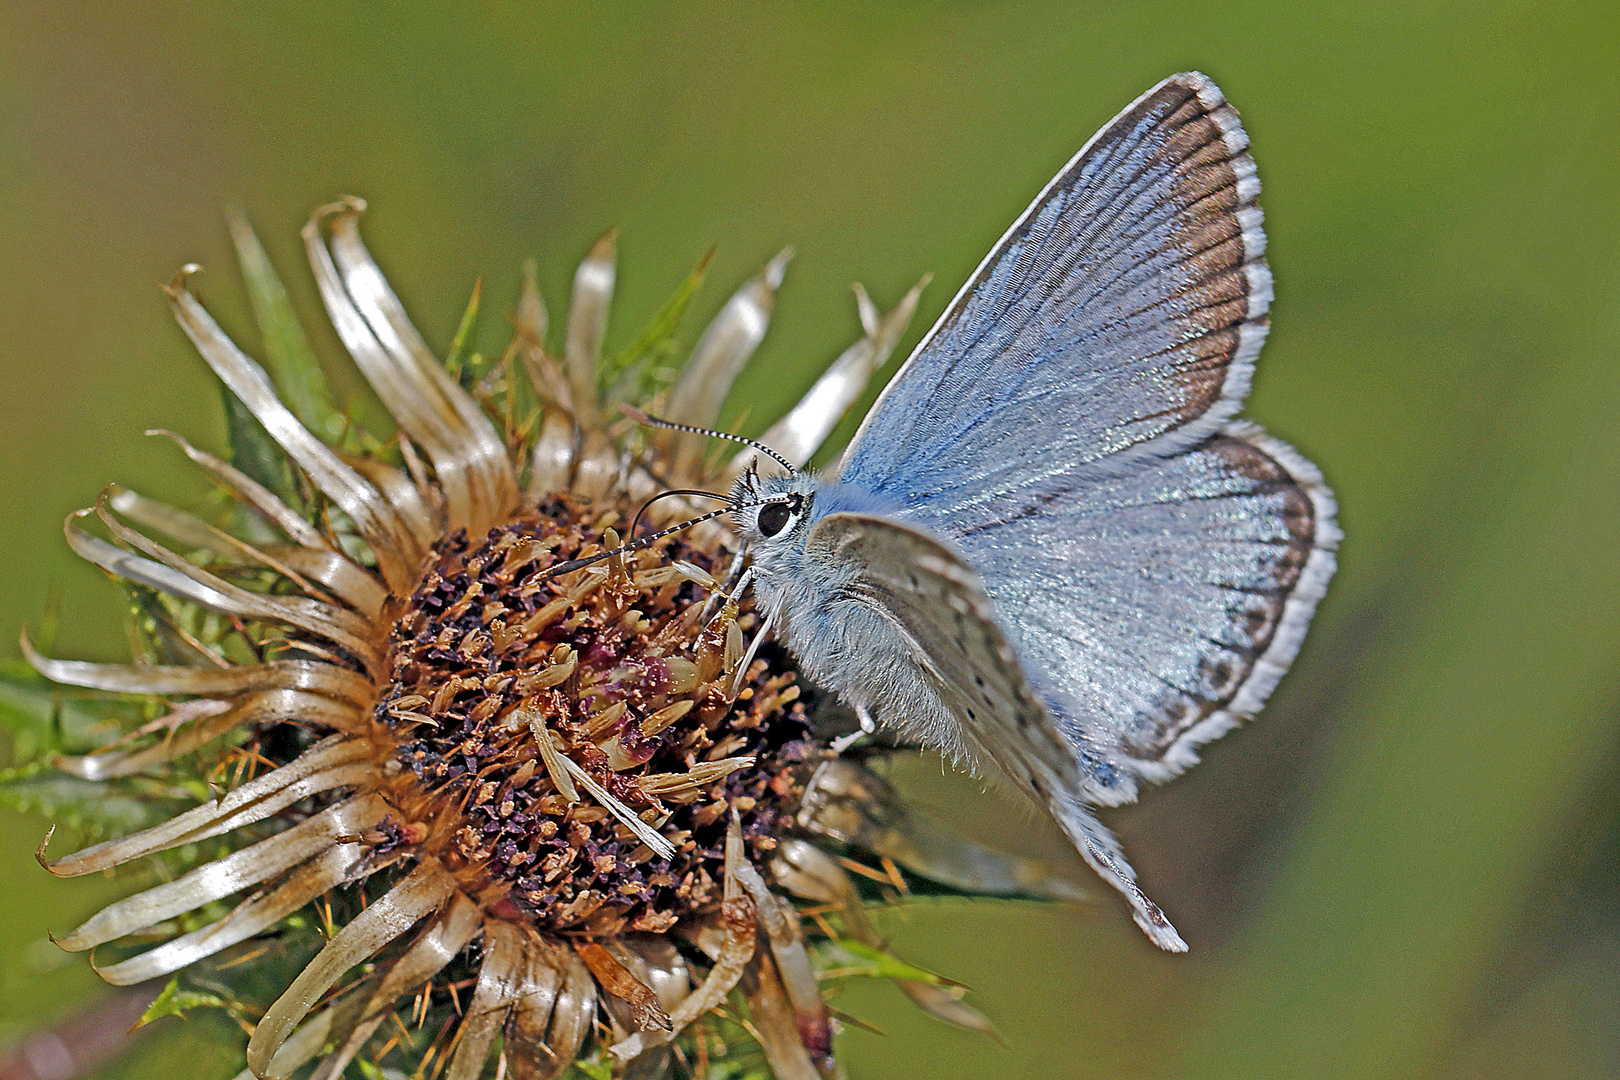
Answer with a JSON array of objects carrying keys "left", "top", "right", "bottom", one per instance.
[
  {"left": 228, "top": 1007, "right": 334, "bottom": 1080},
  {"left": 247, "top": 858, "right": 456, "bottom": 1075},
  {"left": 665, "top": 249, "right": 791, "bottom": 477},
  {"left": 729, "top": 857, "right": 828, "bottom": 1062},
  {"left": 610, "top": 817, "right": 756, "bottom": 1062},
  {"left": 99, "top": 841, "right": 367, "bottom": 986},
  {"left": 565, "top": 231, "right": 617, "bottom": 426},
  {"left": 444, "top": 919, "right": 528, "bottom": 1080},
  {"left": 68, "top": 511, "right": 378, "bottom": 672},
  {"left": 43, "top": 737, "right": 378, "bottom": 876},
  {"left": 166, "top": 277, "right": 423, "bottom": 591},
  {"left": 741, "top": 950, "right": 820, "bottom": 1080},
  {"left": 148, "top": 430, "right": 333, "bottom": 552},
  {"left": 323, "top": 205, "right": 519, "bottom": 532},
  {"left": 528, "top": 408, "right": 577, "bottom": 499},
  {"left": 56, "top": 794, "right": 389, "bottom": 951},
  {"left": 729, "top": 274, "right": 927, "bottom": 477},
  {"left": 501, "top": 935, "right": 566, "bottom": 1080},
  {"left": 309, "top": 891, "right": 484, "bottom": 1080},
  {"left": 22, "top": 638, "right": 371, "bottom": 705}
]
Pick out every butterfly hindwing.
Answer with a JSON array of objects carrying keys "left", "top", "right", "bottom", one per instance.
[
  {"left": 801, "top": 509, "right": 1191, "bottom": 950},
  {"left": 944, "top": 423, "right": 1339, "bottom": 801},
  {"left": 803, "top": 511, "right": 1069, "bottom": 779}
]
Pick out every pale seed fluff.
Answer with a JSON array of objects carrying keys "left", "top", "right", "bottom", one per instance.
[{"left": 26, "top": 199, "right": 1084, "bottom": 1079}]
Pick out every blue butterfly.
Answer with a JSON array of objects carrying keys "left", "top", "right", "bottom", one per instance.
[{"left": 733, "top": 72, "right": 1339, "bottom": 951}]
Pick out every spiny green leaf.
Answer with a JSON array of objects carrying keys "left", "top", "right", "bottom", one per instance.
[
  {"left": 0, "top": 660, "right": 134, "bottom": 755},
  {"left": 445, "top": 277, "right": 483, "bottom": 380},
  {"left": 602, "top": 248, "right": 713, "bottom": 402},
  {"left": 0, "top": 766, "right": 160, "bottom": 837},
  {"left": 812, "top": 939, "right": 965, "bottom": 988},
  {"left": 227, "top": 210, "right": 346, "bottom": 442},
  {"left": 136, "top": 975, "right": 235, "bottom": 1028},
  {"left": 220, "top": 383, "right": 300, "bottom": 508}
]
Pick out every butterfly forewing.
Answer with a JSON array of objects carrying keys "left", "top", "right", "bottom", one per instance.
[{"left": 841, "top": 72, "right": 1271, "bottom": 511}]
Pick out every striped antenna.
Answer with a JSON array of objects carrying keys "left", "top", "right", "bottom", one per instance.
[{"left": 621, "top": 404, "right": 796, "bottom": 473}]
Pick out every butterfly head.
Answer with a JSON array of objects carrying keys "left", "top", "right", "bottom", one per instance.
[{"left": 730, "top": 467, "right": 819, "bottom": 559}]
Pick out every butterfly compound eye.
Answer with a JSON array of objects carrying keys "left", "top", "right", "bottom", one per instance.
[{"left": 756, "top": 502, "right": 792, "bottom": 537}]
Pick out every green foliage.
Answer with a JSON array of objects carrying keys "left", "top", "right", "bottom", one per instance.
[
  {"left": 813, "top": 939, "right": 962, "bottom": 988},
  {"left": 444, "top": 276, "right": 483, "bottom": 380},
  {"left": 602, "top": 249, "right": 713, "bottom": 403},
  {"left": 227, "top": 211, "right": 347, "bottom": 444},
  {"left": 0, "top": 765, "right": 158, "bottom": 837},
  {"left": 0, "top": 659, "right": 123, "bottom": 757},
  {"left": 218, "top": 384, "right": 301, "bottom": 509},
  {"left": 0, "top": 663, "right": 209, "bottom": 841},
  {"left": 570, "top": 1054, "right": 615, "bottom": 1080},
  {"left": 119, "top": 575, "right": 234, "bottom": 669},
  {"left": 136, "top": 976, "right": 237, "bottom": 1029}
]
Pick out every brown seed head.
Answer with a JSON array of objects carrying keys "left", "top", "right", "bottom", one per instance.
[{"left": 373, "top": 493, "right": 820, "bottom": 937}]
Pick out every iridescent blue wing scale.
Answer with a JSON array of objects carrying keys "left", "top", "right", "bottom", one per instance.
[
  {"left": 957, "top": 423, "right": 1338, "bottom": 799},
  {"left": 839, "top": 72, "right": 1272, "bottom": 514}
]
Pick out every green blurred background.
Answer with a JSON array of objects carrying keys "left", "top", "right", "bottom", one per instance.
[{"left": 3, "top": 2, "right": 1618, "bottom": 1078}]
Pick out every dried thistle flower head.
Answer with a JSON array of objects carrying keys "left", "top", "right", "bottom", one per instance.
[{"left": 18, "top": 199, "right": 1085, "bottom": 1079}]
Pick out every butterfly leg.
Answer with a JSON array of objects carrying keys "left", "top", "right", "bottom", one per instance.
[
  {"left": 829, "top": 704, "right": 877, "bottom": 755},
  {"left": 727, "top": 604, "right": 775, "bottom": 698},
  {"left": 700, "top": 549, "right": 749, "bottom": 621},
  {"left": 1054, "top": 796, "right": 1188, "bottom": 952}
]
